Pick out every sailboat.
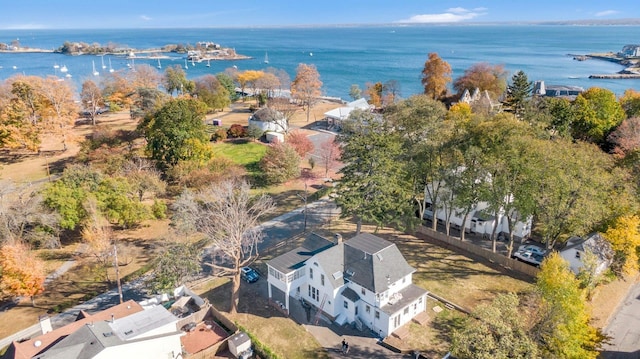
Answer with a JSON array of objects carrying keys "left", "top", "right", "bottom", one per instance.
[
  {"left": 184, "top": 59, "right": 188, "bottom": 69},
  {"left": 206, "top": 59, "right": 210, "bottom": 67},
  {"left": 264, "top": 52, "right": 269, "bottom": 64},
  {"left": 92, "top": 60, "right": 99, "bottom": 76},
  {"left": 60, "top": 65, "right": 68, "bottom": 73},
  {"left": 157, "top": 58, "right": 162, "bottom": 69},
  {"left": 191, "top": 58, "right": 196, "bottom": 67},
  {"left": 101, "top": 56, "right": 106, "bottom": 69},
  {"left": 108, "top": 58, "right": 114, "bottom": 73}
]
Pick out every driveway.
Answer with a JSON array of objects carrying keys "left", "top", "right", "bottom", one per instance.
[{"left": 601, "top": 278, "right": 640, "bottom": 358}]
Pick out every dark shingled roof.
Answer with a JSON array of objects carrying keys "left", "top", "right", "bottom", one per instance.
[
  {"left": 249, "top": 107, "right": 284, "bottom": 122},
  {"left": 314, "top": 243, "right": 345, "bottom": 288},
  {"left": 343, "top": 233, "right": 415, "bottom": 293},
  {"left": 267, "top": 233, "right": 334, "bottom": 274},
  {"left": 341, "top": 287, "right": 361, "bottom": 303}
]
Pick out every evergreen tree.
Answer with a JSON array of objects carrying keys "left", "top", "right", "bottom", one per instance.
[{"left": 503, "top": 70, "right": 532, "bottom": 117}]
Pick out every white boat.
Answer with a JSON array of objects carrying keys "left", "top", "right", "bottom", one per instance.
[
  {"left": 12, "top": 65, "right": 17, "bottom": 70},
  {"left": 92, "top": 60, "right": 99, "bottom": 76},
  {"left": 309, "top": 52, "right": 313, "bottom": 57},
  {"left": 157, "top": 58, "right": 162, "bottom": 69},
  {"left": 65, "top": 73, "right": 72, "bottom": 78},
  {"left": 101, "top": 56, "right": 106, "bottom": 69},
  {"left": 53, "top": 63, "right": 60, "bottom": 69},
  {"left": 191, "top": 58, "right": 195, "bottom": 66},
  {"left": 109, "top": 58, "right": 114, "bottom": 73},
  {"left": 264, "top": 52, "right": 269, "bottom": 64},
  {"left": 184, "top": 59, "right": 188, "bottom": 69},
  {"left": 206, "top": 59, "right": 210, "bottom": 67},
  {"left": 232, "top": 65, "right": 238, "bottom": 69},
  {"left": 60, "top": 65, "right": 68, "bottom": 73}
]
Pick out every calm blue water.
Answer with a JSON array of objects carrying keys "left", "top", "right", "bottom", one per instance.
[{"left": 1, "top": 25, "right": 639, "bottom": 99}]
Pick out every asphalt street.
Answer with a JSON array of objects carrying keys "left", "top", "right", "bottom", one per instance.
[{"left": 601, "top": 278, "right": 640, "bottom": 358}]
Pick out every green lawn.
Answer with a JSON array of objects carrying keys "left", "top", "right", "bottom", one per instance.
[{"left": 211, "top": 139, "right": 267, "bottom": 176}]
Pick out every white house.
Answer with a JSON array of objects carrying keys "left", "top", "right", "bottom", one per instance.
[
  {"left": 248, "top": 107, "right": 288, "bottom": 133},
  {"left": 5, "top": 301, "right": 184, "bottom": 359},
  {"left": 424, "top": 199, "right": 532, "bottom": 240},
  {"left": 324, "top": 98, "right": 373, "bottom": 130},
  {"left": 267, "top": 233, "right": 428, "bottom": 338},
  {"left": 559, "top": 233, "right": 614, "bottom": 275}
]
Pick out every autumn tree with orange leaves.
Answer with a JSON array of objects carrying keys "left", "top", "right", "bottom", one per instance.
[
  {"left": 0, "top": 243, "right": 46, "bottom": 306},
  {"left": 291, "top": 63, "right": 322, "bottom": 122},
  {"left": 453, "top": 62, "right": 508, "bottom": 99},
  {"left": 422, "top": 53, "right": 452, "bottom": 101}
]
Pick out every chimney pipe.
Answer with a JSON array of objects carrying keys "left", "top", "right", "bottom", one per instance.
[
  {"left": 111, "top": 314, "right": 115, "bottom": 323},
  {"left": 334, "top": 233, "right": 343, "bottom": 244}
]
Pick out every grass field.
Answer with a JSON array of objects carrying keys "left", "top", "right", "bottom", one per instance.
[{"left": 211, "top": 139, "right": 267, "bottom": 172}]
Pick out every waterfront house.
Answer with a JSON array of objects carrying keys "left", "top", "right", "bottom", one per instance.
[
  {"left": 533, "top": 81, "right": 584, "bottom": 99},
  {"left": 266, "top": 232, "right": 428, "bottom": 338},
  {"left": 324, "top": 98, "right": 373, "bottom": 130}
]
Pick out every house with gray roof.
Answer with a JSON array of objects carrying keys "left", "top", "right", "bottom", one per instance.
[
  {"left": 559, "top": 233, "right": 614, "bottom": 275},
  {"left": 266, "top": 232, "right": 428, "bottom": 338}
]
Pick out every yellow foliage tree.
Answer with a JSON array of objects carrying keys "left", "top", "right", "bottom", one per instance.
[
  {"left": 421, "top": 52, "right": 452, "bottom": 100},
  {"left": 291, "top": 63, "right": 322, "bottom": 122},
  {"left": 604, "top": 215, "right": 640, "bottom": 275},
  {"left": 236, "top": 70, "right": 264, "bottom": 103}
]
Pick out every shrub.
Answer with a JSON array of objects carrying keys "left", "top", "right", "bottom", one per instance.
[
  {"left": 228, "top": 124, "right": 247, "bottom": 138},
  {"left": 286, "top": 130, "right": 314, "bottom": 157},
  {"left": 151, "top": 199, "right": 167, "bottom": 219},
  {"left": 259, "top": 142, "right": 301, "bottom": 184},
  {"left": 211, "top": 128, "right": 228, "bottom": 142},
  {"left": 247, "top": 124, "right": 264, "bottom": 141}
]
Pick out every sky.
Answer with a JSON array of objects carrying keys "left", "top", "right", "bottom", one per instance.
[{"left": 1, "top": 0, "right": 640, "bottom": 29}]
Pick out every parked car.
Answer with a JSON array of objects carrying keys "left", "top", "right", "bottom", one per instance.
[
  {"left": 512, "top": 244, "right": 546, "bottom": 258},
  {"left": 241, "top": 267, "right": 259, "bottom": 283},
  {"left": 513, "top": 251, "right": 545, "bottom": 267}
]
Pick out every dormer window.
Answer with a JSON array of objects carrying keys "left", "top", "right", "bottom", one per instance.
[
  {"left": 361, "top": 287, "right": 366, "bottom": 296},
  {"left": 576, "top": 252, "right": 581, "bottom": 259}
]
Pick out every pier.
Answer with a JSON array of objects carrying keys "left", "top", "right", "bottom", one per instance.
[{"left": 589, "top": 73, "right": 640, "bottom": 79}]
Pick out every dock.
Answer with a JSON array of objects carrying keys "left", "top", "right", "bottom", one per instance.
[{"left": 589, "top": 73, "right": 640, "bottom": 79}]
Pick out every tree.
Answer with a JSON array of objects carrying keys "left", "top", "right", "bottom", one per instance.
[
  {"left": 0, "top": 243, "right": 45, "bottom": 306},
  {"left": 620, "top": 89, "right": 640, "bottom": 118},
  {"left": 139, "top": 98, "right": 212, "bottom": 170},
  {"left": 255, "top": 72, "right": 280, "bottom": 99},
  {"left": 130, "top": 87, "right": 168, "bottom": 119},
  {"left": 194, "top": 74, "right": 231, "bottom": 112},
  {"left": 259, "top": 142, "right": 301, "bottom": 184},
  {"left": 171, "top": 179, "right": 275, "bottom": 314},
  {"left": 503, "top": 70, "right": 533, "bottom": 117},
  {"left": 286, "top": 130, "right": 314, "bottom": 157},
  {"left": 421, "top": 52, "right": 452, "bottom": 100},
  {"left": 318, "top": 137, "right": 341, "bottom": 178},
  {"left": 453, "top": 62, "right": 508, "bottom": 99},
  {"left": 608, "top": 116, "right": 640, "bottom": 157},
  {"left": 216, "top": 73, "right": 238, "bottom": 102},
  {"left": 39, "top": 76, "right": 79, "bottom": 150},
  {"left": 236, "top": 70, "right": 265, "bottom": 103},
  {"left": 534, "top": 252, "right": 603, "bottom": 358},
  {"left": 148, "top": 241, "right": 201, "bottom": 293},
  {"left": 365, "top": 81, "right": 383, "bottom": 108},
  {"left": 349, "top": 84, "right": 362, "bottom": 100},
  {"left": 385, "top": 95, "right": 450, "bottom": 231},
  {"left": 80, "top": 80, "right": 104, "bottom": 126},
  {"left": 0, "top": 181, "right": 60, "bottom": 248},
  {"left": 291, "top": 63, "right": 322, "bottom": 122},
  {"left": 451, "top": 293, "right": 540, "bottom": 359},
  {"left": 81, "top": 198, "right": 116, "bottom": 283},
  {"left": 382, "top": 79, "right": 401, "bottom": 106},
  {"left": 336, "top": 110, "right": 412, "bottom": 234},
  {"left": 572, "top": 87, "right": 625, "bottom": 146},
  {"left": 604, "top": 215, "right": 640, "bottom": 275},
  {"left": 163, "top": 65, "right": 193, "bottom": 95}
]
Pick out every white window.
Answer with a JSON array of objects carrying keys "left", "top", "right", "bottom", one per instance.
[
  {"left": 361, "top": 287, "right": 366, "bottom": 295},
  {"left": 344, "top": 301, "right": 348, "bottom": 309},
  {"left": 310, "top": 268, "right": 314, "bottom": 279},
  {"left": 321, "top": 274, "right": 325, "bottom": 286},
  {"left": 366, "top": 305, "right": 370, "bottom": 313},
  {"left": 375, "top": 311, "right": 380, "bottom": 319}
]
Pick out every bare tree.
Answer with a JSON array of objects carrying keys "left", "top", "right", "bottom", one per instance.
[
  {"left": 318, "top": 137, "right": 341, "bottom": 179},
  {"left": 172, "top": 179, "right": 275, "bottom": 314}
]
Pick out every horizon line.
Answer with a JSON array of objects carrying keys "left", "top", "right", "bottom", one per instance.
[{"left": 3, "top": 18, "right": 640, "bottom": 31}]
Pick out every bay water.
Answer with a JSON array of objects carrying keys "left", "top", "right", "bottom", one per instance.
[{"left": 0, "top": 25, "right": 639, "bottom": 99}]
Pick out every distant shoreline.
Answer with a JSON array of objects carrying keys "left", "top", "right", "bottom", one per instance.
[{"left": 0, "top": 47, "right": 251, "bottom": 61}]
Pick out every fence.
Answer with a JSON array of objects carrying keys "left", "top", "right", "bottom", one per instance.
[{"left": 415, "top": 226, "right": 540, "bottom": 278}]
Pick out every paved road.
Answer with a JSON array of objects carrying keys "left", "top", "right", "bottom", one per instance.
[{"left": 601, "top": 278, "right": 640, "bottom": 358}]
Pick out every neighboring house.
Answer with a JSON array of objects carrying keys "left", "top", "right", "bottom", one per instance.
[
  {"left": 458, "top": 88, "right": 502, "bottom": 112},
  {"left": 324, "top": 98, "right": 373, "bottom": 130},
  {"left": 4, "top": 286, "right": 232, "bottom": 359},
  {"left": 533, "top": 81, "right": 584, "bottom": 99},
  {"left": 620, "top": 44, "right": 640, "bottom": 57},
  {"left": 559, "top": 233, "right": 614, "bottom": 275},
  {"left": 248, "top": 107, "right": 288, "bottom": 134},
  {"left": 424, "top": 198, "right": 532, "bottom": 240},
  {"left": 267, "top": 232, "right": 428, "bottom": 338}
]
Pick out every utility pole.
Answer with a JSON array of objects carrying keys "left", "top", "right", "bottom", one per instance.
[
  {"left": 297, "top": 183, "right": 308, "bottom": 232},
  {"left": 113, "top": 244, "right": 123, "bottom": 304}
]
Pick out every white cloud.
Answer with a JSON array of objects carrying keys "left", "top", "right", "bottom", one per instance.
[
  {"left": 595, "top": 10, "right": 619, "bottom": 17},
  {"left": 140, "top": 15, "right": 152, "bottom": 21},
  {"left": 398, "top": 7, "right": 487, "bottom": 23}
]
